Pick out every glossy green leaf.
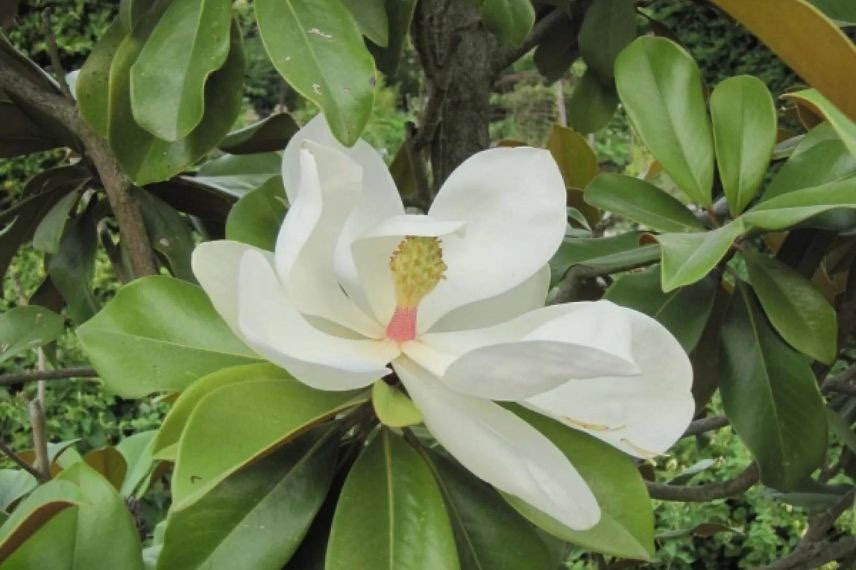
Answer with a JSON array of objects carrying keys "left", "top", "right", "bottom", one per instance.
[
  {"left": 369, "top": 0, "right": 417, "bottom": 75},
  {"left": 567, "top": 68, "right": 619, "bottom": 135},
  {"left": 32, "top": 190, "right": 79, "bottom": 254},
  {"left": 1, "top": 464, "right": 144, "bottom": 569},
  {"left": 131, "top": 0, "right": 232, "bottom": 140},
  {"left": 116, "top": 430, "right": 159, "bottom": 497},
  {"left": 585, "top": 173, "right": 705, "bottom": 233},
  {"left": 0, "top": 306, "right": 63, "bottom": 365},
  {"left": 152, "top": 363, "right": 279, "bottom": 460},
  {"left": 109, "top": 14, "right": 244, "bottom": 185},
  {"left": 720, "top": 282, "right": 828, "bottom": 490},
  {"left": 172, "top": 374, "right": 364, "bottom": 507},
  {"left": 134, "top": 187, "right": 196, "bottom": 281},
  {"left": 255, "top": 0, "right": 376, "bottom": 146},
  {"left": 372, "top": 381, "right": 423, "bottom": 428},
  {"left": 744, "top": 249, "right": 837, "bottom": 363},
  {"left": 225, "top": 177, "right": 288, "bottom": 250},
  {"left": 506, "top": 407, "right": 655, "bottom": 561},
  {"left": 423, "top": 449, "right": 553, "bottom": 570},
  {"left": 120, "top": 0, "right": 154, "bottom": 31},
  {"left": 605, "top": 265, "right": 717, "bottom": 352},
  {"left": 48, "top": 206, "right": 100, "bottom": 324},
  {"left": 194, "top": 152, "right": 282, "bottom": 197},
  {"left": 0, "top": 480, "right": 80, "bottom": 565},
  {"left": 710, "top": 76, "right": 777, "bottom": 215},
  {"left": 326, "top": 429, "right": 459, "bottom": 570},
  {"left": 657, "top": 220, "right": 745, "bottom": 292},
  {"left": 158, "top": 430, "right": 338, "bottom": 570},
  {"left": 743, "top": 179, "right": 856, "bottom": 230},
  {"left": 77, "top": 276, "right": 260, "bottom": 398},
  {"left": 77, "top": 19, "right": 126, "bottom": 137},
  {"left": 579, "top": 0, "right": 636, "bottom": 81},
  {"left": 0, "top": 470, "right": 37, "bottom": 511},
  {"left": 615, "top": 37, "right": 714, "bottom": 206},
  {"left": 341, "top": 0, "right": 388, "bottom": 47},
  {"left": 479, "top": 0, "right": 535, "bottom": 46},
  {"left": 766, "top": 122, "right": 856, "bottom": 199},
  {"left": 783, "top": 88, "right": 856, "bottom": 159},
  {"left": 219, "top": 113, "right": 300, "bottom": 155},
  {"left": 551, "top": 232, "right": 649, "bottom": 279}
]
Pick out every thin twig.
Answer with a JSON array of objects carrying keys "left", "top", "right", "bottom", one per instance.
[
  {"left": 759, "top": 489, "right": 856, "bottom": 570},
  {"left": 28, "top": 399, "right": 50, "bottom": 481},
  {"left": 646, "top": 463, "right": 760, "bottom": 502},
  {"left": 40, "top": 9, "right": 72, "bottom": 99},
  {"left": 683, "top": 415, "right": 729, "bottom": 438},
  {"left": 0, "top": 367, "right": 98, "bottom": 387},
  {"left": 823, "top": 364, "right": 856, "bottom": 396},
  {"left": 0, "top": 53, "right": 157, "bottom": 277},
  {"left": 0, "top": 440, "right": 45, "bottom": 480}
]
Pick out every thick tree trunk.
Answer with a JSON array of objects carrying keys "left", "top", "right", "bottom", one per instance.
[{"left": 430, "top": 3, "right": 495, "bottom": 188}]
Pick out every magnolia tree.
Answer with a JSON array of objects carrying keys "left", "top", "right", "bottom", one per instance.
[{"left": 0, "top": 0, "right": 856, "bottom": 568}]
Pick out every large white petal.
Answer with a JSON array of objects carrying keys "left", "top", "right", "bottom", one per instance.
[
  {"left": 282, "top": 114, "right": 404, "bottom": 313},
  {"left": 274, "top": 141, "right": 384, "bottom": 338},
  {"left": 408, "top": 302, "right": 642, "bottom": 400},
  {"left": 526, "top": 306, "right": 694, "bottom": 458},
  {"left": 427, "top": 265, "right": 551, "bottom": 333},
  {"left": 192, "top": 240, "right": 271, "bottom": 332},
  {"left": 417, "top": 147, "right": 567, "bottom": 330},
  {"left": 394, "top": 357, "right": 600, "bottom": 531},
  {"left": 350, "top": 214, "right": 466, "bottom": 327},
  {"left": 237, "top": 249, "right": 399, "bottom": 391}
]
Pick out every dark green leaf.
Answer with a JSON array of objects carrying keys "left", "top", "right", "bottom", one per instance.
[
  {"left": 219, "top": 113, "right": 300, "bottom": 155},
  {"left": 76, "top": 276, "right": 261, "bottom": 398},
  {"left": 424, "top": 449, "right": 553, "bottom": 570},
  {"left": 720, "top": 282, "right": 828, "bottom": 490},
  {"left": 194, "top": 152, "right": 282, "bottom": 197},
  {"left": 0, "top": 100, "right": 60, "bottom": 157},
  {"left": 579, "top": 0, "right": 636, "bottom": 81},
  {"left": 341, "top": 0, "right": 389, "bottom": 47},
  {"left": 77, "top": 19, "right": 126, "bottom": 137},
  {"left": 131, "top": 0, "right": 232, "bottom": 140},
  {"left": 744, "top": 249, "right": 837, "bottom": 363},
  {"left": 369, "top": 0, "right": 417, "bottom": 75},
  {"left": 615, "top": 37, "right": 714, "bottom": 206},
  {"left": 0, "top": 306, "right": 64, "bottom": 365},
  {"left": 147, "top": 176, "right": 237, "bottom": 220},
  {"left": 766, "top": 122, "right": 856, "bottom": 199},
  {"left": 710, "top": 75, "right": 777, "bottom": 215},
  {"left": 172, "top": 372, "right": 364, "bottom": 507},
  {"left": 605, "top": 265, "right": 717, "bottom": 352},
  {"left": 134, "top": 187, "right": 196, "bottom": 281},
  {"left": 225, "top": 177, "right": 288, "bottom": 250},
  {"left": 32, "top": 190, "right": 79, "bottom": 254},
  {"left": 567, "top": 68, "right": 619, "bottom": 134},
  {"left": 743, "top": 178, "right": 856, "bottom": 230},
  {"left": 48, "top": 205, "right": 100, "bottom": 324},
  {"left": 326, "top": 429, "right": 459, "bottom": 570},
  {"left": 585, "top": 173, "right": 705, "bottom": 233},
  {"left": 810, "top": 0, "right": 856, "bottom": 23},
  {"left": 656, "top": 220, "right": 745, "bottom": 291},
  {"left": 506, "top": 407, "right": 655, "bottom": 561},
  {"left": 533, "top": 12, "right": 580, "bottom": 83},
  {"left": 254, "top": 0, "right": 376, "bottom": 146},
  {"left": 158, "top": 430, "right": 338, "bottom": 570},
  {"left": 109, "top": 15, "right": 244, "bottom": 185}
]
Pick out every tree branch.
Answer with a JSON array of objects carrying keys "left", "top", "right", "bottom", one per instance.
[
  {"left": 683, "top": 415, "right": 729, "bottom": 438},
  {"left": 40, "top": 9, "right": 72, "bottom": 99},
  {"left": 758, "top": 489, "right": 856, "bottom": 570},
  {"left": 28, "top": 398, "right": 50, "bottom": 481},
  {"left": 0, "top": 440, "right": 46, "bottom": 481},
  {"left": 646, "top": 463, "right": 760, "bottom": 502},
  {"left": 822, "top": 364, "right": 856, "bottom": 396},
  {"left": 0, "top": 367, "right": 98, "bottom": 387},
  {"left": 0, "top": 54, "right": 157, "bottom": 277}
]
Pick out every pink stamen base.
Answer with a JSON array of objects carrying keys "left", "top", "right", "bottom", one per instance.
[{"left": 386, "top": 306, "right": 417, "bottom": 342}]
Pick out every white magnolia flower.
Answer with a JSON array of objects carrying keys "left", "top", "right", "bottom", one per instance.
[{"left": 192, "top": 115, "right": 695, "bottom": 531}]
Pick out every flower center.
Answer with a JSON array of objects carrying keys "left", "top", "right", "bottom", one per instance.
[{"left": 386, "top": 236, "right": 446, "bottom": 341}]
